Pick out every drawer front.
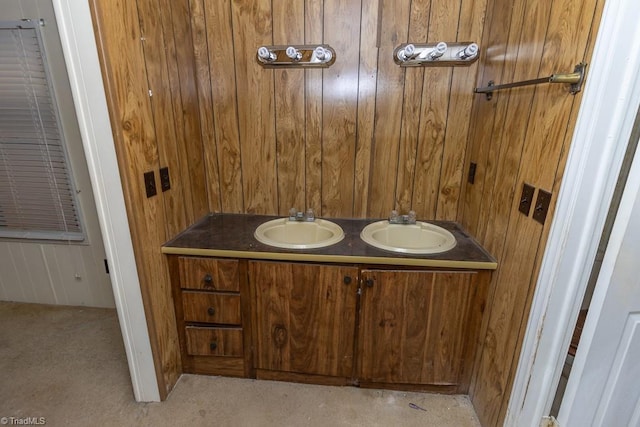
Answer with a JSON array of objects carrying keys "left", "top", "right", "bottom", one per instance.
[
  {"left": 179, "top": 257, "right": 239, "bottom": 292},
  {"left": 182, "top": 292, "right": 242, "bottom": 325},
  {"left": 185, "top": 326, "right": 243, "bottom": 357}
]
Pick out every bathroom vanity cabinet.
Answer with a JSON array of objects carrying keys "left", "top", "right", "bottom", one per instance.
[{"left": 164, "top": 214, "right": 496, "bottom": 393}]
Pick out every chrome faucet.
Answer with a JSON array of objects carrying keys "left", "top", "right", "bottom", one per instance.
[
  {"left": 389, "top": 210, "right": 417, "bottom": 224},
  {"left": 288, "top": 208, "right": 315, "bottom": 222}
]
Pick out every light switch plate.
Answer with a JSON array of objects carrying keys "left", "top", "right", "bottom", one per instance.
[{"left": 144, "top": 171, "right": 156, "bottom": 198}]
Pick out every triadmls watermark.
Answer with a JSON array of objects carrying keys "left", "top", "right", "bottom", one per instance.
[{"left": 0, "top": 417, "right": 46, "bottom": 425}]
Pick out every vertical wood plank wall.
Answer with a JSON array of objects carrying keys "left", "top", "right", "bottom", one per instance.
[
  {"left": 460, "top": 0, "right": 604, "bottom": 424},
  {"left": 91, "top": 0, "right": 604, "bottom": 422},
  {"left": 188, "top": 0, "right": 485, "bottom": 219}
]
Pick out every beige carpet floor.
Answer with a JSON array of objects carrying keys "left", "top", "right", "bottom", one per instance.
[{"left": 0, "top": 301, "right": 481, "bottom": 426}]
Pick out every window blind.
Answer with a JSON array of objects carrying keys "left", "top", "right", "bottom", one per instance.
[{"left": 0, "top": 20, "right": 84, "bottom": 241}]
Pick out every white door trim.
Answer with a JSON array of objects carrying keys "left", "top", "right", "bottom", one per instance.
[
  {"left": 506, "top": 0, "right": 640, "bottom": 424},
  {"left": 52, "top": 0, "right": 160, "bottom": 402},
  {"left": 560, "top": 142, "right": 640, "bottom": 424}
]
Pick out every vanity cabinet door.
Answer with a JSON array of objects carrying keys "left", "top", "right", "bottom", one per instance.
[
  {"left": 357, "top": 269, "right": 485, "bottom": 392},
  {"left": 250, "top": 261, "right": 359, "bottom": 379}
]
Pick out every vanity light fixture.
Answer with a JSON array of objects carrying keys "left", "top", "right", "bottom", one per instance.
[
  {"left": 393, "top": 42, "right": 480, "bottom": 67},
  {"left": 256, "top": 44, "right": 336, "bottom": 68}
]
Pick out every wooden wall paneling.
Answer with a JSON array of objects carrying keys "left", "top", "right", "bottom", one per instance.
[
  {"left": 135, "top": 0, "right": 189, "bottom": 237},
  {"left": 393, "top": 0, "right": 431, "bottom": 215},
  {"left": 367, "top": 0, "right": 411, "bottom": 218},
  {"left": 435, "top": 0, "right": 487, "bottom": 220},
  {"left": 231, "top": 0, "right": 277, "bottom": 214},
  {"left": 189, "top": 0, "right": 222, "bottom": 212},
  {"left": 304, "top": 0, "right": 324, "bottom": 215},
  {"left": 410, "top": 0, "right": 458, "bottom": 219},
  {"left": 352, "top": 0, "right": 380, "bottom": 218},
  {"left": 457, "top": 0, "right": 513, "bottom": 234},
  {"left": 466, "top": 0, "right": 551, "bottom": 419},
  {"left": 90, "top": 0, "right": 181, "bottom": 398},
  {"left": 475, "top": 0, "right": 552, "bottom": 253},
  {"left": 499, "top": 16, "right": 601, "bottom": 402},
  {"left": 206, "top": 0, "right": 245, "bottom": 213},
  {"left": 273, "top": 0, "right": 305, "bottom": 215},
  {"left": 321, "top": 0, "right": 361, "bottom": 218},
  {"left": 498, "top": 87, "right": 584, "bottom": 423},
  {"left": 469, "top": 0, "right": 601, "bottom": 423},
  {"left": 162, "top": 0, "right": 209, "bottom": 221}
]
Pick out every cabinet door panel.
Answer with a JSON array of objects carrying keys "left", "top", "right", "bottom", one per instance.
[
  {"left": 250, "top": 261, "right": 358, "bottom": 378},
  {"left": 358, "top": 270, "right": 476, "bottom": 386}
]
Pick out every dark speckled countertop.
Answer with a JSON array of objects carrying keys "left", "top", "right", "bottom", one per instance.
[{"left": 162, "top": 213, "right": 497, "bottom": 270}]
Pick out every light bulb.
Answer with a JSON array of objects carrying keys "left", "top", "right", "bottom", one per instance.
[
  {"left": 257, "top": 46, "right": 276, "bottom": 61},
  {"left": 286, "top": 46, "right": 302, "bottom": 61},
  {"left": 429, "top": 42, "right": 447, "bottom": 60},
  {"left": 458, "top": 43, "right": 478, "bottom": 59},
  {"left": 397, "top": 44, "right": 416, "bottom": 61}
]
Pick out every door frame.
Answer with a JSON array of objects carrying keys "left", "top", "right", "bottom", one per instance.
[
  {"left": 559, "top": 107, "right": 640, "bottom": 425},
  {"left": 52, "top": 0, "right": 160, "bottom": 402},
  {"left": 506, "top": 0, "right": 640, "bottom": 424}
]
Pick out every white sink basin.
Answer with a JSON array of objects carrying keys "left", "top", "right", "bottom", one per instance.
[
  {"left": 360, "top": 220, "right": 456, "bottom": 254},
  {"left": 254, "top": 218, "right": 345, "bottom": 249}
]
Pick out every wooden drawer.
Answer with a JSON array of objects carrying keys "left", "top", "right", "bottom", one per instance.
[
  {"left": 182, "top": 291, "right": 241, "bottom": 325},
  {"left": 185, "top": 326, "right": 243, "bottom": 357},
  {"left": 179, "top": 257, "right": 239, "bottom": 292}
]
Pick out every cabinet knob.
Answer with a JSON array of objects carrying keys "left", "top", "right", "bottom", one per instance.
[
  {"left": 344, "top": 276, "right": 352, "bottom": 285},
  {"left": 203, "top": 274, "right": 214, "bottom": 288},
  {"left": 365, "top": 278, "right": 374, "bottom": 288},
  {"left": 209, "top": 342, "right": 218, "bottom": 351},
  {"left": 207, "top": 307, "right": 216, "bottom": 316}
]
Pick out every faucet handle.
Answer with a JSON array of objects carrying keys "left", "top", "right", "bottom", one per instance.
[{"left": 306, "top": 208, "right": 315, "bottom": 221}]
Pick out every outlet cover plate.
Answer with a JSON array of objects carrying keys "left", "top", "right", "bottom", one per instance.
[
  {"left": 519, "top": 183, "right": 535, "bottom": 216},
  {"left": 533, "top": 189, "right": 552, "bottom": 225}
]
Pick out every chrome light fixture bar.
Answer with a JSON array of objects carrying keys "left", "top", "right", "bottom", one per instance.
[
  {"left": 256, "top": 44, "right": 336, "bottom": 68},
  {"left": 393, "top": 42, "right": 479, "bottom": 67}
]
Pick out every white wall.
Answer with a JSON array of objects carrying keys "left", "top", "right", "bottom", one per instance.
[{"left": 0, "top": 0, "right": 114, "bottom": 308}]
